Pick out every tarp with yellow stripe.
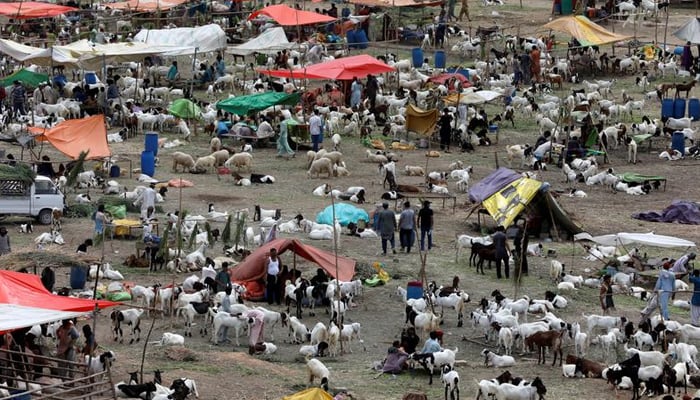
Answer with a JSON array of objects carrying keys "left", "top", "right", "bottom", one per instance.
[
  {"left": 542, "top": 16, "right": 632, "bottom": 46},
  {"left": 482, "top": 178, "right": 542, "bottom": 228}
]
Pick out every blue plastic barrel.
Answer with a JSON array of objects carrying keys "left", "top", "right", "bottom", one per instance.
[
  {"left": 407, "top": 281, "right": 423, "bottom": 300},
  {"left": 144, "top": 131, "right": 159, "bottom": 157},
  {"left": 109, "top": 165, "right": 120, "bottom": 178},
  {"left": 70, "top": 266, "right": 87, "bottom": 290},
  {"left": 355, "top": 29, "right": 368, "bottom": 49},
  {"left": 412, "top": 47, "right": 424, "bottom": 68},
  {"left": 435, "top": 50, "right": 446, "bottom": 69},
  {"left": 674, "top": 46, "right": 684, "bottom": 56},
  {"left": 674, "top": 98, "right": 686, "bottom": 119},
  {"left": 84, "top": 72, "right": 98, "bottom": 85},
  {"left": 346, "top": 30, "right": 357, "bottom": 49},
  {"left": 672, "top": 131, "right": 686, "bottom": 156},
  {"left": 689, "top": 98, "right": 700, "bottom": 121},
  {"left": 661, "top": 98, "right": 674, "bottom": 119},
  {"left": 141, "top": 150, "right": 155, "bottom": 177}
]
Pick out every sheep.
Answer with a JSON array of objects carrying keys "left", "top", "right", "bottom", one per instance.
[
  {"left": 481, "top": 348, "right": 515, "bottom": 368},
  {"left": 404, "top": 165, "right": 425, "bottom": 176},
  {"left": 306, "top": 358, "right": 330, "bottom": 391},
  {"left": 224, "top": 152, "right": 253, "bottom": 172},
  {"left": 110, "top": 308, "right": 144, "bottom": 344},
  {"left": 320, "top": 151, "right": 344, "bottom": 166},
  {"left": 211, "top": 312, "right": 248, "bottom": 346},
  {"left": 440, "top": 365, "right": 460, "bottom": 400},
  {"left": 209, "top": 149, "right": 230, "bottom": 167},
  {"left": 193, "top": 155, "right": 216, "bottom": 173},
  {"left": 333, "top": 165, "right": 350, "bottom": 177},
  {"left": 171, "top": 151, "right": 196, "bottom": 172},
  {"left": 366, "top": 149, "right": 388, "bottom": 163},
  {"left": 210, "top": 137, "right": 221, "bottom": 152},
  {"left": 307, "top": 158, "right": 334, "bottom": 178}
]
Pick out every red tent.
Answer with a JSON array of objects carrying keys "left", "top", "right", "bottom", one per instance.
[
  {"left": 0, "top": 270, "right": 119, "bottom": 332},
  {"left": 230, "top": 238, "right": 356, "bottom": 283},
  {"left": 259, "top": 54, "right": 395, "bottom": 81},
  {"left": 428, "top": 73, "right": 471, "bottom": 86},
  {"left": 28, "top": 115, "right": 111, "bottom": 160},
  {"left": 248, "top": 4, "right": 336, "bottom": 26},
  {"left": 0, "top": 2, "right": 77, "bottom": 19}
]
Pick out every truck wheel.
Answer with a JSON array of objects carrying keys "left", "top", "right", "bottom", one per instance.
[{"left": 38, "top": 209, "right": 53, "bottom": 225}]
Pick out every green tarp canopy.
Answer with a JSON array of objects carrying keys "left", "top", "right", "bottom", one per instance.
[
  {"left": 168, "top": 98, "right": 201, "bottom": 119},
  {"left": 0, "top": 68, "right": 49, "bottom": 89},
  {"left": 618, "top": 172, "right": 666, "bottom": 183},
  {"left": 216, "top": 91, "right": 301, "bottom": 116}
]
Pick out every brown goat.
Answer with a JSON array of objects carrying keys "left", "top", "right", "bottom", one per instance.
[
  {"left": 565, "top": 355, "right": 605, "bottom": 378},
  {"left": 525, "top": 330, "right": 564, "bottom": 366},
  {"left": 125, "top": 254, "right": 149, "bottom": 268},
  {"left": 675, "top": 80, "right": 696, "bottom": 98}
]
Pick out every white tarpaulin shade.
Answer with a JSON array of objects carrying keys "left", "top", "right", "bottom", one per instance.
[
  {"left": 227, "top": 27, "right": 294, "bottom": 56},
  {"left": 674, "top": 18, "right": 700, "bottom": 44},
  {"left": 574, "top": 232, "right": 696, "bottom": 248},
  {"left": 133, "top": 24, "right": 226, "bottom": 56},
  {"left": 0, "top": 304, "right": 89, "bottom": 332},
  {"left": 0, "top": 39, "right": 79, "bottom": 65}
]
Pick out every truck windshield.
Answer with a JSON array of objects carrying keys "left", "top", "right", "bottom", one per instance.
[{"left": 35, "top": 180, "right": 56, "bottom": 194}]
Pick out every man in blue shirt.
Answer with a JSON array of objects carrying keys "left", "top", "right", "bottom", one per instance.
[
  {"left": 309, "top": 109, "right": 323, "bottom": 152},
  {"left": 421, "top": 331, "right": 442, "bottom": 353},
  {"left": 217, "top": 118, "right": 230, "bottom": 137},
  {"left": 655, "top": 262, "right": 678, "bottom": 320}
]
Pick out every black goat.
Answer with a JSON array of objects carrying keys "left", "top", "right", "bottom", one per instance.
[
  {"left": 606, "top": 353, "right": 641, "bottom": 400},
  {"left": 117, "top": 382, "right": 156, "bottom": 399}
]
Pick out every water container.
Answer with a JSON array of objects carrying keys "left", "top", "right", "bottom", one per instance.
[
  {"left": 674, "top": 46, "right": 684, "bottom": 56},
  {"left": 689, "top": 98, "right": 700, "bottom": 121},
  {"left": 144, "top": 131, "right": 159, "bottom": 157},
  {"left": 672, "top": 131, "right": 686, "bottom": 156},
  {"left": 346, "top": 30, "right": 357, "bottom": 49},
  {"left": 84, "top": 71, "right": 98, "bottom": 85},
  {"left": 661, "top": 98, "right": 674, "bottom": 119},
  {"left": 355, "top": 29, "right": 368, "bottom": 49},
  {"left": 109, "top": 165, "right": 120, "bottom": 178},
  {"left": 412, "top": 47, "right": 424, "bottom": 68},
  {"left": 674, "top": 98, "right": 686, "bottom": 119},
  {"left": 141, "top": 150, "right": 155, "bottom": 177},
  {"left": 434, "top": 50, "right": 446, "bottom": 69},
  {"left": 70, "top": 266, "right": 87, "bottom": 290},
  {"left": 407, "top": 281, "right": 423, "bottom": 300}
]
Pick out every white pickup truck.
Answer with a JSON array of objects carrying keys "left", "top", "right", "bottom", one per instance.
[{"left": 0, "top": 176, "right": 65, "bottom": 224}]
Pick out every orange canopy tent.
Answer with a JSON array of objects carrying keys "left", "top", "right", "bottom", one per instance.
[
  {"left": 248, "top": 4, "right": 336, "bottom": 26},
  {"left": 0, "top": 270, "right": 119, "bottom": 333},
  {"left": 259, "top": 54, "right": 395, "bottom": 80},
  {"left": 0, "top": 2, "right": 77, "bottom": 19},
  {"left": 107, "top": 0, "right": 189, "bottom": 11},
  {"left": 348, "top": 0, "right": 443, "bottom": 6},
  {"left": 230, "top": 238, "right": 356, "bottom": 283},
  {"left": 28, "top": 115, "right": 111, "bottom": 160}
]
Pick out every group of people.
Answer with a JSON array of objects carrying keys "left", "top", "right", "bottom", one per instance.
[
  {"left": 376, "top": 328, "right": 441, "bottom": 375},
  {"left": 374, "top": 200, "right": 434, "bottom": 256}
]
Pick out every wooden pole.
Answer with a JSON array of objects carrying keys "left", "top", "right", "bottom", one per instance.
[{"left": 139, "top": 315, "right": 157, "bottom": 384}]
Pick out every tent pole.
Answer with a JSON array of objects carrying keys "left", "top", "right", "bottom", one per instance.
[{"left": 663, "top": 6, "right": 669, "bottom": 56}]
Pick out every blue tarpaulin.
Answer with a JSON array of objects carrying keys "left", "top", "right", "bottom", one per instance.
[
  {"left": 316, "top": 203, "right": 370, "bottom": 226},
  {"left": 468, "top": 167, "right": 522, "bottom": 204}
]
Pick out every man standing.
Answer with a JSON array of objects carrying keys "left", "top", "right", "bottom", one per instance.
[
  {"left": 134, "top": 183, "right": 157, "bottom": 221},
  {"left": 215, "top": 262, "right": 231, "bottom": 293},
  {"left": 266, "top": 248, "right": 281, "bottom": 305},
  {"left": 366, "top": 75, "right": 378, "bottom": 112},
  {"left": 655, "top": 262, "right": 677, "bottom": 320},
  {"left": 377, "top": 202, "right": 397, "bottom": 256},
  {"left": 439, "top": 109, "right": 452, "bottom": 152},
  {"left": 10, "top": 80, "right": 26, "bottom": 118},
  {"left": 492, "top": 225, "right": 510, "bottom": 279},
  {"left": 689, "top": 269, "right": 700, "bottom": 326},
  {"left": 56, "top": 319, "right": 80, "bottom": 377},
  {"left": 398, "top": 201, "right": 415, "bottom": 254},
  {"left": 530, "top": 47, "right": 541, "bottom": 83},
  {"left": 309, "top": 108, "right": 323, "bottom": 152},
  {"left": 417, "top": 201, "right": 434, "bottom": 251},
  {"left": 458, "top": 0, "right": 470, "bottom": 21}
]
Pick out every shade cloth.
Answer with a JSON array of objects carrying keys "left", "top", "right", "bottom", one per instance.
[
  {"left": 632, "top": 200, "right": 700, "bottom": 225},
  {"left": 168, "top": 99, "right": 201, "bottom": 119},
  {"left": 444, "top": 89, "right": 501, "bottom": 105},
  {"left": 406, "top": 104, "right": 438, "bottom": 135},
  {"left": 216, "top": 92, "right": 301, "bottom": 116},
  {"left": 227, "top": 27, "right": 295, "bottom": 56},
  {"left": 133, "top": 24, "right": 226, "bottom": 56},
  {"left": 108, "top": 0, "right": 189, "bottom": 11},
  {"left": 674, "top": 18, "right": 700, "bottom": 44},
  {"left": 28, "top": 115, "right": 111, "bottom": 160},
  {"left": 0, "top": 68, "right": 48, "bottom": 89},
  {"left": 542, "top": 16, "right": 632, "bottom": 46},
  {"left": 468, "top": 167, "right": 522, "bottom": 204},
  {"left": 0, "top": 270, "right": 118, "bottom": 333},
  {"left": 230, "top": 238, "right": 356, "bottom": 283},
  {"left": 0, "top": 2, "right": 76, "bottom": 19},
  {"left": 0, "top": 39, "right": 79, "bottom": 65},
  {"left": 260, "top": 55, "right": 395, "bottom": 81},
  {"left": 574, "top": 232, "right": 696, "bottom": 248},
  {"left": 481, "top": 177, "right": 543, "bottom": 228},
  {"left": 248, "top": 4, "right": 336, "bottom": 26}
]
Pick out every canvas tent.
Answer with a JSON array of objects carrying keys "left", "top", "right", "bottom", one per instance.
[
  {"left": 0, "top": 39, "right": 79, "bottom": 65},
  {"left": 248, "top": 4, "right": 336, "bottom": 26},
  {"left": 0, "top": 68, "right": 48, "bottom": 88},
  {"left": 0, "top": 2, "right": 76, "bottom": 19},
  {"left": 674, "top": 18, "right": 700, "bottom": 44},
  {"left": 230, "top": 238, "right": 356, "bottom": 283},
  {"left": 133, "top": 24, "right": 226, "bottom": 56},
  {"left": 227, "top": 27, "right": 295, "bottom": 56},
  {"left": 0, "top": 270, "right": 118, "bottom": 333},
  {"left": 542, "top": 16, "right": 632, "bottom": 46},
  {"left": 28, "top": 115, "right": 111, "bottom": 160},
  {"left": 574, "top": 232, "right": 696, "bottom": 249},
  {"left": 216, "top": 92, "right": 301, "bottom": 116},
  {"left": 406, "top": 104, "right": 438, "bottom": 136},
  {"left": 469, "top": 168, "right": 583, "bottom": 235},
  {"left": 260, "top": 55, "right": 395, "bottom": 80}
]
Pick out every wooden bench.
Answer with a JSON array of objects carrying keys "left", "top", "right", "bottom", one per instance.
[{"left": 393, "top": 192, "right": 458, "bottom": 213}]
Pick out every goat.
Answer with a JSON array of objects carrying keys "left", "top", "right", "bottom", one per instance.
[
  {"left": 306, "top": 358, "right": 330, "bottom": 391},
  {"left": 524, "top": 330, "right": 565, "bottom": 366},
  {"left": 481, "top": 348, "right": 515, "bottom": 368},
  {"left": 606, "top": 353, "right": 641, "bottom": 400},
  {"left": 441, "top": 365, "right": 460, "bottom": 400},
  {"left": 110, "top": 309, "right": 144, "bottom": 344}
]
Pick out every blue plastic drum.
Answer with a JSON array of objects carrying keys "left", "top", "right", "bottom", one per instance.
[{"left": 141, "top": 150, "right": 155, "bottom": 177}]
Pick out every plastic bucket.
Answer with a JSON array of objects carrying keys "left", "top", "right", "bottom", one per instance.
[
  {"left": 661, "top": 98, "right": 674, "bottom": 119},
  {"left": 141, "top": 150, "right": 155, "bottom": 177},
  {"left": 407, "top": 281, "right": 423, "bottom": 300},
  {"left": 412, "top": 47, "right": 424, "bottom": 68},
  {"left": 84, "top": 72, "right": 98, "bottom": 85},
  {"left": 355, "top": 29, "right": 368, "bottom": 49},
  {"left": 109, "top": 165, "right": 120, "bottom": 178},
  {"left": 434, "top": 50, "right": 446, "bottom": 69},
  {"left": 689, "top": 98, "right": 700, "bottom": 121},
  {"left": 144, "top": 131, "right": 159, "bottom": 157},
  {"left": 672, "top": 131, "right": 686, "bottom": 156},
  {"left": 70, "top": 266, "right": 87, "bottom": 290},
  {"left": 674, "top": 98, "right": 686, "bottom": 119}
]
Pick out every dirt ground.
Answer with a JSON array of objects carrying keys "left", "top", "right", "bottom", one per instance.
[{"left": 3, "top": 0, "right": 700, "bottom": 399}]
